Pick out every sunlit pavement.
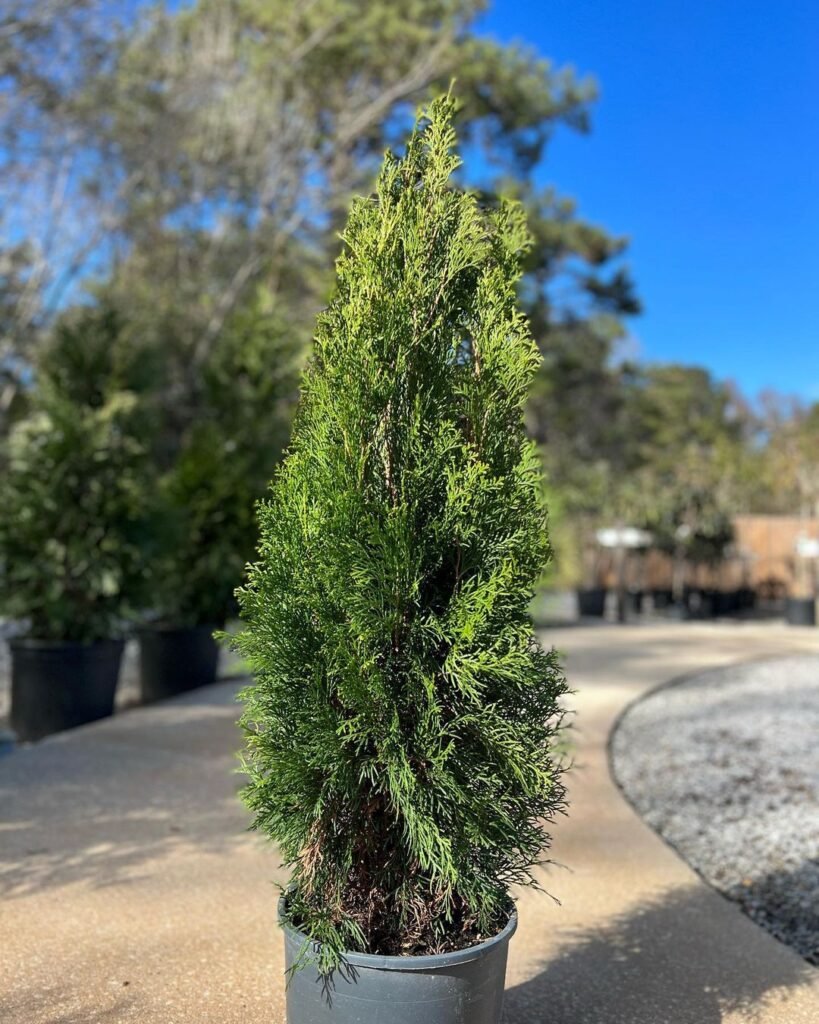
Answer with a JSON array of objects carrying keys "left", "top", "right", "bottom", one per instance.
[{"left": 1, "top": 621, "right": 819, "bottom": 1023}]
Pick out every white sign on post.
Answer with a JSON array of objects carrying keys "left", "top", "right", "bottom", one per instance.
[
  {"left": 596, "top": 527, "right": 653, "bottom": 550},
  {"left": 795, "top": 536, "right": 819, "bottom": 559}
]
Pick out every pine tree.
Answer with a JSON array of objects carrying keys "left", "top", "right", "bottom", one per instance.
[{"left": 233, "top": 96, "right": 568, "bottom": 969}]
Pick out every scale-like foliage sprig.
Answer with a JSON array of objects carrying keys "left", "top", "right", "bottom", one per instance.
[{"left": 233, "top": 95, "right": 568, "bottom": 971}]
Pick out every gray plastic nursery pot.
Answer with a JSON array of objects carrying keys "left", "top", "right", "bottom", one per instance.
[{"left": 279, "top": 897, "right": 517, "bottom": 1024}]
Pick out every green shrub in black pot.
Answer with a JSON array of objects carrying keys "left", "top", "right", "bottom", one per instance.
[
  {"left": 139, "top": 291, "right": 300, "bottom": 702},
  {"left": 138, "top": 430, "right": 247, "bottom": 700},
  {"left": 231, "top": 99, "right": 568, "bottom": 1024},
  {"left": 0, "top": 378, "right": 147, "bottom": 742}
]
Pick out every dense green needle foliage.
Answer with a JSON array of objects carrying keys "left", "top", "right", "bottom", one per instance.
[
  {"left": 233, "top": 97, "right": 568, "bottom": 969},
  {"left": 146, "top": 291, "right": 301, "bottom": 628},
  {"left": 0, "top": 321, "right": 148, "bottom": 643}
]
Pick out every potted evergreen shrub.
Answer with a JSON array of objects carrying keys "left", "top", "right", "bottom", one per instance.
[
  {"left": 232, "top": 98, "right": 568, "bottom": 1024},
  {"left": 138, "top": 427, "right": 247, "bottom": 700},
  {"left": 139, "top": 293, "right": 299, "bottom": 701},
  {"left": 137, "top": 428, "right": 236, "bottom": 700},
  {"left": 0, "top": 360, "right": 147, "bottom": 742}
]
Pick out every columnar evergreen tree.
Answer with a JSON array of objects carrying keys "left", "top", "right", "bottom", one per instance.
[{"left": 233, "top": 97, "right": 568, "bottom": 969}]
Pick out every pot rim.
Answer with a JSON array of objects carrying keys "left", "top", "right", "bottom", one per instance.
[
  {"left": 8, "top": 635, "right": 125, "bottom": 651},
  {"left": 136, "top": 622, "right": 222, "bottom": 636},
  {"left": 278, "top": 894, "right": 517, "bottom": 971}
]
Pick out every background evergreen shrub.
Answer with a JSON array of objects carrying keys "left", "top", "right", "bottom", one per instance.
[
  {"left": 145, "top": 290, "right": 301, "bottom": 628},
  {"left": 0, "top": 318, "right": 148, "bottom": 642},
  {"left": 233, "top": 97, "right": 568, "bottom": 969}
]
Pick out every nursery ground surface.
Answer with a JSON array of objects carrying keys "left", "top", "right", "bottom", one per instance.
[
  {"left": 2, "top": 620, "right": 819, "bottom": 1023},
  {"left": 611, "top": 654, "right": 819, "bottom": 966}
]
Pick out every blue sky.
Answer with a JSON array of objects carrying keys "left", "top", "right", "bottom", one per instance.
[{"left": 477, "top": 1, "right": 819, "bottom": 400}]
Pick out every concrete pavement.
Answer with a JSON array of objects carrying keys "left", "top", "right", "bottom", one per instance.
[{"left": 2, "top": 621, "right": 819, "bottom": 1023}]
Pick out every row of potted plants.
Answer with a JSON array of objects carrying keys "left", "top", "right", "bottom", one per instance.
[
  {"left": 0, "top": 374, "right": 225, "bottom": 740},
  {"left": 0, "top": 288, "right": 293, "bottom": 742},
  {"left": 580, "top": 584, "right": 816, "bottom": 625},
  {"left": 578, "top": 584, "right": 764, "bottom": 619},
  {"left": 10, "top": 624, "right": 220, "bottom": 743}
]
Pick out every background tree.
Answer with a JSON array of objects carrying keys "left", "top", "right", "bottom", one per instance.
[
  {"left": 0, "top": 0, "right": 641, "bottom": 620},
  {"left": 512, "top": 184, "right": 640, "bottom": 582},
  {"left": 757, "top": 396, "right": 819, "bottom": 596},
  {"left": 620, "top": 365, "right": 748, "bottom": 599},
  {"left": 0, "top": 0, "right": 630, "bottom": 426},
  {"left": 758, "top": 395, "right": 819, "bottom": 517},
  {"left": 0, "top": 1, "right": 135, "bottom": 418}
]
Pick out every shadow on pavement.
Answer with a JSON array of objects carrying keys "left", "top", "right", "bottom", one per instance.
[
  {"left": 505, "top": 885, "right": 816, "bottom": 1023},
  {"left": 0, "top": 984, "right": 136, "bottom": 1024},
  {"left": 726, "top": 861, "right": 819, "bottom": 968},
  {"left": 0, "top": 681, "right": 252, "bottom": 898}
]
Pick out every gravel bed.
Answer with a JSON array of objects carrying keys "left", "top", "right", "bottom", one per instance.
[{"left": 611, "top": 655, "right": 819, "bottom": 966}]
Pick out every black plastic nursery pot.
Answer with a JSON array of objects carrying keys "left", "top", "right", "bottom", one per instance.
[
  {"left": 665, "top": 601, "right": 690, "bottom": 621},
  {"left": 685, "top": 588, "right": 715, "bottom": 620},
  {"left": 785, "top": 597, "right": 816, "bottom": 627},
  {"left": 576, "top": 587, "right": 607, "bottom": 618},
  {"left": 280, "top": 899, "right": 517, "bottom": 1024},
  {"left": 10, "top": 637, "right": 124, "bottom": 742},
  {"left": 710, "top": 589, "right": 736, "bottom": 617},
  {"left": 138, "top": 624, "right": 221, "bottom": 703},
  {"left": 624, "top": 589, "right": 644, "bottom": 615}
]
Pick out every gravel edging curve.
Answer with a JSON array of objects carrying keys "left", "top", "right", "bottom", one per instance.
[{"left": 610, "top": 654, "right": 819, "bottom": 967}]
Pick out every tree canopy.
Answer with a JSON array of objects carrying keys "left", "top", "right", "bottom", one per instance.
[{"left": 0, "top": 0, "right": 633, "bottom": 435}]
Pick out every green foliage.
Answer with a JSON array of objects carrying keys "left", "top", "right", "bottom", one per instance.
[
  {"left": 758, "top": 396, "right": 819, "bottom": 517},
  {"left": 233, "top": 99, "right": 568, "bottom": 969},
  {"left": 623, "top": 366, "right": 741, "bottom": 565},
  {"left": 0, "top": 373, "right": 148, "bottom": 643},
  {"left": 0, "top": 0, "right": 608, "bottom": 434},
  {"left": 147, "top": 288, "right": 301, "bottom": 626},
  {"left": 39, "top": 303, "right": 160, "bottom": 410},
  {"left": 538, "top": 358, "right": 750, "bottom": 586},
  {"left": 626, "top": 365, "right": 742, "bottom": 463},
  {"left": 509, "top": 184, "right": 640, "bottom": 578}
]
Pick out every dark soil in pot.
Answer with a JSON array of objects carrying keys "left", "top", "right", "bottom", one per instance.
[
  {"left": 279, "top": 896, "right": 517, "bottom": 1024},
  {"left": 785, "top": 597, "right": 816, "bottom": 627},
  {"left": 138, "top": 624, "right": 220, "bottom": 703},
  {"left": 10, "top": 637, "right": 124, "bottom": 742}
]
